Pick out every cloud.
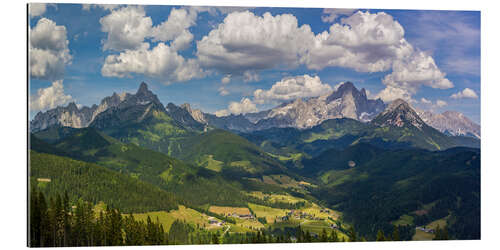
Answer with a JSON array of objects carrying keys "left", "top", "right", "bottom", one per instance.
[
  {"left": 82, "top": 4, "right": 120, "bottom": 11},
  {"left": 215, "top": 109, "right": 230, "bottom": 117},
  {"left": 101, "top": 43, "right": 203, "bottom": 83},
  {"left": 228, "top": 98, "right": 258, "bottom": 114},
  {"left": 215, "top": 98, "right": 258, "bottom": 116},
  {"left": 420, "top": 97, "right": 432, "bottom": 104},
  {"left": 321, "top": 8, "right": 357, "bottom": 23},
  {"left": 218, "top": 86, "right": 230, "bottom": 96},
  {"left": 100, "top": 6, "right": 153, "bottom": 51},
  {"left": 253, "top": 75, "right": 332, "bottom": 104},
  {"left": 100, "top": 7, "right": 207, "bottom": 83},
  {"left": 30, "top": 80, "right": 73, "bottom": 112},
  {"left": 29, "top": 3, "right": 47, "bottom": 17},
  {"left": 29, "top": 18, "right": 72, "bottom": 81},
  {"left": 243, "top": 71, "right": 260, "bottom": 82},
  {"left": 377, "top": 51, "right": 453, "bottom": 102},
  {"left": 450, "top": 88, "right": 479, "bottom": 99},
  {"left": 407, "top": 11, "right": 480, "bottom": 76},
  {"left": 29, "top": 3, "right": 56, "bottom": 17},
  {"left": 221, "top": 75, "right": 231, "bottom": 84},
  {"left": 196, "top": 11, "right": 315, "bottom": 73},
  {"left": 436, "top": 99, "right": 447, "bottom": 107},
  {"left": 151, "top": 8, "right": 198, "bottom": 51},
  {"left": 306, "top": 11, "right": 413, "bottom": 72},
  {"left": 376, "top": 85, "right": 414, "bottom": 103},
  {"left": 100, "top": 6, "right": 200, "bottom": 52}
]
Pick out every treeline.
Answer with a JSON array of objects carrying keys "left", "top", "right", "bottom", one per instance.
[
  {"left": 30, "top": 187, "right": 168, "bottom": 247},
  {"left": 30, "top": 187, "right": 378, "bottom": 247}
]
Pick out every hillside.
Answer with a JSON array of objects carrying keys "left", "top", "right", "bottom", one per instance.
[
  {"left": 34, "top": 127, "right": 293, "bottom": 207},
  {"left": 175, "top": 129, "right": 288, "bottom": 177},
  {"left": 309, "top": 145, "right": 480, "bottom": 239},
  {"left": 29, "top": 151, "right": 179, "bottom": 213}
]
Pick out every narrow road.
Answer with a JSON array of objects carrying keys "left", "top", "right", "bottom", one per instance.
[{"left": 222, "top": 225, "right": 231, "bottom": 236}]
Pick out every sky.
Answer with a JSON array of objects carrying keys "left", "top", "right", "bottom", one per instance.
[{"left": 28, "top": 3, "right": 481, "bottom": 123}]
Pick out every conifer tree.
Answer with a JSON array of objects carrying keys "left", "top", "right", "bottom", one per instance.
[
  {"left": 376, "top": 229, "right": 386, "bottom": 241},
  {"left": 347, "top": 226, "right": 357, "bottom": 242},
  {"left": 392, "top": 225, "right": 400, "bottom": 241}
]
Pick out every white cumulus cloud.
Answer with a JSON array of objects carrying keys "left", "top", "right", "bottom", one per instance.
[
  {"left": 228, "top": 98, "right": 258, "bottom": 115},
  {"left": 253, "top": 75, "right": 332, "bottom": 104},
  {"left": 196, "top": 11, "right": 315, "bottom": 74},
  {"left": 30, "top": 80, "right": 73, "bottom": 112},
  {"left": 450, "top": 88, "right": 478, "bottom": 99},
  {"left": 376, "top": 85, "right": 414, "bottom": 103},
  {"left": 100, "top": 6, "right": 152, "bottom": 51},
  {"left": 377, "top": 51, "right": 453, "bottom": 102},
  {"left": 101, "top": 43, "right": 203, "bottom": 83},
  {"left": 215, "top": 98, "right": 258, "bottom": 116},
  {"left": 215, "top": 109, "right": 230, "bottom": 117},
  {"left": 100, "top": 6, "right": 206, "bottom": 83},
  {"left": 29, "top": 18, "right": 71, "bottom": 81},
  {"left": 306, "top": 11, "right": 413, "bottom": 72},
  {"left": 151, "top": 8, "right": 197, "bottom": 50}
]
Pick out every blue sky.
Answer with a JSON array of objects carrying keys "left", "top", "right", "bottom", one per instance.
[{"left": 28, "top": 3, "right": 480, "bottom": 123}]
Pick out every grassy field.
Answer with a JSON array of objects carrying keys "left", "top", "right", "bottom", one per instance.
[
  {"left": 412, "top": 216, "right": 448, "bottom": 241},
  {"left": 300, "top": 204, "right": 341, "bottom": 220},
  {"left": 267, "top": 152, "right": 303, "bottom": 162},
  {"left": 209, "top": 206, "right": 251, "bottom": 216},
  {"left": 248, "top": 203, "right": 288, "bottom": 224},
  {"left": 412, "top": 230, "right": 434, "bottom": 241},
  {"left": 131, "top": 205, "right": 220, "bottom": 231},
  {"left": 248, "top": 191, "right": 307, "bottom": 205},
  {"left": 197, "top": 154, "right": 223, "bottom": 172},
  {"left": 231, "top": 218, "right": 265, "bottom": 231},
  {"left": 392, "top": 214, "right": 414, "bottom": 226}
]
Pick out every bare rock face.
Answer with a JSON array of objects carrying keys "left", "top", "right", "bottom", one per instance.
[
  {"left": 417, "top": 109, "right": 480, "bottom": 139},
  {"left": 180, "top": 103, "right": 207, "bottom": 124},
  {"left": 372, "top": 99, "right": 426, "bottom": 129},
  {"left": 30, "top": 82, "right": 160, "bottom": 132},
  {"left": 250, "top": 82, "right": 386, "bottom": 130},
  {"left": 30, "top": 102, "right": 98, "bottom": 132}
]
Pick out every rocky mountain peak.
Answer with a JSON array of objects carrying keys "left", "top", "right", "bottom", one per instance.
[
  {"left": 326, "top": 82, "right": 357, "bottom": 102},
  {"left": 360, "top": 88, "right": 367, "bottom": 99},
  {"left": 418, "top": 109, "right": 480, "bottom": 139},
  {"left": 372, "top": 99, "right": 426, "bottom": 129},
  {"left": 386, "top": 98, "right": 411, "bottom": 112},
  {"left": 137, "top": 82, "right": 149, "bottom": 94},
  {"left": 67, "top": 102, "right": 79, "bottom": 111}
]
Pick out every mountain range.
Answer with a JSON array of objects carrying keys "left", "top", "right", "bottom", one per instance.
[{"left": 30, "top": 82, "right": 480, "bottom": 140}]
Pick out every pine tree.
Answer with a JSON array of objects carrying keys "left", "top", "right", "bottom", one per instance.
[
  {"left": 347, "top": 226, "right": 357, "bottom": 242},
  {"left": 320, "top": 228, "right": 328, "bottom": 242},
  {"left": 212, "top": 233, "right": 220, "bottom": 244},
  {"left": 392, "top": 225, "right": 400, "bottom": 241},
  {"left": 330, "top": 229, "right": 339, "bottom": 242},
  {"left": 376, "top": 229, "right": 386, "bottom": 241},
  {"left": 29, "top": 187, "right": 41, "bottom": 247}
]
